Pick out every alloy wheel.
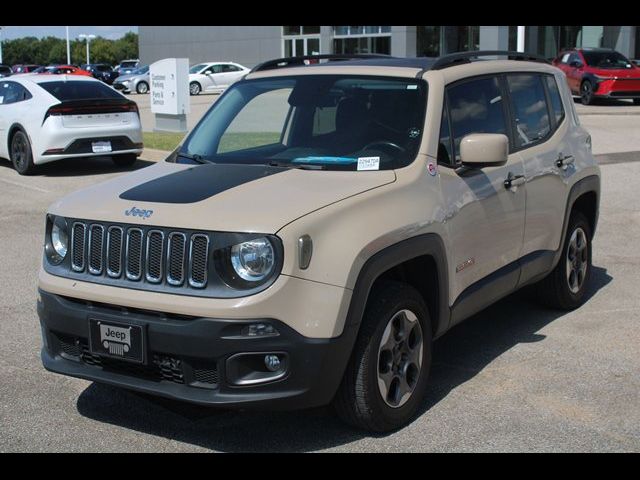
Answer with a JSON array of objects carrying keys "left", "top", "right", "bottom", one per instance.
[
  {"left": 566, "top": 227, "right": 588, "bottom": 294},
  {"left": 377, "top": 309, "right": 423, "bottom": 408}
]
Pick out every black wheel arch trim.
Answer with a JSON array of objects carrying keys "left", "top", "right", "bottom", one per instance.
[
  {"left": 552, "top": 174, "right": 600, "bottom": 270},
  {"left": 581, "top": 73, "right": 600, "bottom": 93},
  {"left": 343, "top": 233, "right": 450, "bottom": 339}
]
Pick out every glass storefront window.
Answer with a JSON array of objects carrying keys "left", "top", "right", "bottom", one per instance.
[
  {"left": 333, "top": 36, "right": 391, "bottom": 55},
  {"left": 417, "top": 26, "right": 479, "bottom": 57},
  {"left": 333, "top": 26, "right": 391, "bottom": 36},
  {"left": 283, "top": 26, "right": 320, "bottom": 36}
]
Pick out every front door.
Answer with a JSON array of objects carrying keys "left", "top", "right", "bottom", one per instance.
[{"left": 438, "top": 75, "right": 526, "bottom": 313}]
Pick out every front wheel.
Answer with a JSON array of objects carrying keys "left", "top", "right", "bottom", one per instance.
[
  {"left": 136, "top": 81, "right": 149, "bottom": 94},
  {"left": 581, "top": 81, "right": 594, "bottom": 105},
  {"left": 10, "top": 130, "right": 36, "bottom": 175},
  {"left": 333, "top": 280, "right": 432, "bottom": 432},
  {"left": 189, "top": 82, "right": 201, "bottom": 96},
  {"left": 534, "top": 212, "right": 592, "bottom": 310}
]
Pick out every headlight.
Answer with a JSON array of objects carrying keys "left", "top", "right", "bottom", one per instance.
[
  {"left": 45, "top": 215, "right": 68, "bottom": 265},
  {"left": 214, "top": 235, "right": 281, "bottom": 290},
  {"left": 230, "top": 237, "right": 275, "bottom": 281}
]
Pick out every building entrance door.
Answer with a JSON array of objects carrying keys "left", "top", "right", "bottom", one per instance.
[{"left": 283, "top": 37, "right": 320, "bottom": 57}]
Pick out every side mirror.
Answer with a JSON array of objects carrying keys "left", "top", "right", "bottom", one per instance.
[
  {"left": 569, "top": 60, "right": 583, "bottom": 68},
  {"left": 460, "top": 134, "right": 509, "bottom": 167}
]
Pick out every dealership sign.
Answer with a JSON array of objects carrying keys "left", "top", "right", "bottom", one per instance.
[{"left": 149, "top": 58, "right": 190, "bottom": 116}]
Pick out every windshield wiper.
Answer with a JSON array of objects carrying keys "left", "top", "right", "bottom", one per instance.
[
  {"left": 178, "top": 152, "right": 214, "bottom": 164},
  {"left": 268, "top": 161, "right": 325, "bottom": 170}
]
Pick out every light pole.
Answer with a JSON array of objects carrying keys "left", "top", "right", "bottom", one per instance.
[
  {"left": 65, "top": 26, "right": 71, "bottom": 64},
  {"left": 78, "top": 34, "right": 96, "bottom": 65},
  {"left": 0, "top": 27, "right": 4, "bottom": 64}
]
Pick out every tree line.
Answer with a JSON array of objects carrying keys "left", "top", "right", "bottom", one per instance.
[{"left": 2, "top": 32, "right": 138, "bottom": 66}]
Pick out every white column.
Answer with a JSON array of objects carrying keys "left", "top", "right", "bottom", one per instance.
[{"left": 517, "top": 26, "right": 526, "bottom": 52}]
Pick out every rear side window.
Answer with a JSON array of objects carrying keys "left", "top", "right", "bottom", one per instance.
[
  {"left": 447, "top": 76, "right": 507, "bottom": 162},
  {"left": 0, "top": 81, "right": 32, "bottom": 105},
  {"left": 544, "top": 75, "right": 565, "bottom": 126},
  {"left": 39, "top": 81, "right": 123, "bottom": 101},
  {"left": 506, "top": 74, "right": 551, "bottom": 148}
]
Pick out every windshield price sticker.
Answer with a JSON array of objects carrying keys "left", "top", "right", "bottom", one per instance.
[{"left": 357, "top": 157, "right": 380, "bottom": 171}]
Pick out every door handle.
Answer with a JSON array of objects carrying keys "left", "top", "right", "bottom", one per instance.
[
  {"left": 504, "top": 172, "right": 526, "bottom": 190},
  {"left": 556, "top": 153, "right": 575, "bottom": 169}
]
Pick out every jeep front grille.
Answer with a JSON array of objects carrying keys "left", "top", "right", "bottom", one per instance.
[{"left": 69, "top": 221, "right": 211, "bottom": 290}]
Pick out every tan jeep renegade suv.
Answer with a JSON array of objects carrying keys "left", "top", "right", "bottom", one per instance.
[{"left": 38, "top": 51, "right": 601, "bottom": 432}]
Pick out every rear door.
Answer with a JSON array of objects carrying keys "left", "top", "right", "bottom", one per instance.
[
  {"left": 508, "top": 73, "right": 575, "bottom": 273},
  {"left": 0, "top": 81, "right": 33, "bottom": 157},
  {"left": 438, "top": 75, "right": 526, "bottom": 315}
]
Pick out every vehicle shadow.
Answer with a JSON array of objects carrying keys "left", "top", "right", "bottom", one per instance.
[
  {"left": 76, "top": 266, "right": 612, "bottom": 452},
  {"left": 0, "top": 157, "right": 155, "bottom": 177}
]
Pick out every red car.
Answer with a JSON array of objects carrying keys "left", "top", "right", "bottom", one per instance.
[
  {"left": 553, "top": 48, "right": 640, "bottom": 105},
  {"left": 39, "top": 65, "right": 93, "bottom": 77}
]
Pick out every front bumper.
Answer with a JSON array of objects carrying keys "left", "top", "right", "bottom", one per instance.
[
  {"left": 594, "top": 78, "right": 640, "bottom": 98},
  {"left": 38, "top": 290, "right": 357, "bottom": 410}
]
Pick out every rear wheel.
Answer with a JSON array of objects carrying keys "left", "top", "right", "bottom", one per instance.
[
  {"left": 136, "top": 81, "right": 149, "bottom": 94},
  {"left": 534, "top": 212, "right": 592, "bottom": 310},
  {"left": 333, "top": 280, "right": 432, "bottom": 432},
  {"left": 112, "top": 154, "right": 137, "bottom": 167},
  {"left": 10, "top": 130, "right": 36, "bottom": 175},
  {"left": 581, "top": 80, "right": 594, "bottom": 105},
  {"left": 189, "top": 82, "right": 201, "bottom": 96}
]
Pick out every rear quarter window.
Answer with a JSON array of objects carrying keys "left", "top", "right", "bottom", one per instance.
[{"left": 38, "top": 81, "right": 123, "bottom": 101}]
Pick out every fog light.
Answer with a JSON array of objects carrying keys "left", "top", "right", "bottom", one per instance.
[
  {"left": 240, "top": 323, "right": 279, "bottom": 337},
  {"left": 264, "top": 354, "right": 281, "bottom": 372}
]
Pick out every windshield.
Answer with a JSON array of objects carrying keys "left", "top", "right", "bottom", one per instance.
[
  {"left": 583, "top": 51, "right": 633, "bottom": 69},
  {"left": 133, "top": 65, "right": 149, "bottom": 75},
  {"left": 189, "top": 64, "right": 208, "bottom": 74},
  {"left": 178, "top": 75, "right": 427, "bottom": 171}
]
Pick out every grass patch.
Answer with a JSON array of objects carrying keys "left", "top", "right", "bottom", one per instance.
[
  {"left": 218, "top": 132, "right": 282, "bottom": 153},
  {"left": 142, "top": 131, "right": 281, "bottom": 153},
  {"left": 142, "top": 131, "right": 187, "bottom": 151}
]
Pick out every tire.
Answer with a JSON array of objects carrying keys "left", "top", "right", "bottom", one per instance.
[
  {"left": 136, "top": 81, "right": 149, "bottom": 94},
  {"left": 332, "top": 280, "right": 432, "bottom": 432},
  {"left": 534, "top": 212, "right": 592, "bottom": 310},
  {"left": 112, "top": 154, "right": 137, "bottom": 167},
  {"left": 10, "top": 130, "right": 36, "bottom": 175},
  {"left": 189, "top": 82, "right": 201, "bottom": 96},
  {"left": 581, "top": 80, "right": 594, "bottom": 105}
]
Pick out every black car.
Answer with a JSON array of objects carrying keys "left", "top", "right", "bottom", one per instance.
[
  {"left": 81, "top": 64, "right": 119, "bottom": 85},
  {"left": 0, "top": 65, "right": 12, "bottom": 77}
]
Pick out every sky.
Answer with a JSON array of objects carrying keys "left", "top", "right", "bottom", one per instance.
[{"left": 1, "top": 26, "right": 137, "bottom": 41}]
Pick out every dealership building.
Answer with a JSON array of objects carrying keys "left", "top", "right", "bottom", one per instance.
[{"left": 139, "top": 26, "right": 640, "bottom": 68}]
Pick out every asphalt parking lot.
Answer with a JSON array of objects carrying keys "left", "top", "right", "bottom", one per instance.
[{"left": 0, "top": 112, "right": 639, "bottom": 452}]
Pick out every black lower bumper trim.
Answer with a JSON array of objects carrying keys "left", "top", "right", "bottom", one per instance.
[{"left": 38, "top": 290, "right": 357, "bottom": 410}]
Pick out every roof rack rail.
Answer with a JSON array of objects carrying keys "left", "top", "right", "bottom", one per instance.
[
  {"left": 431, "top": 50, "right": 550, "bottom": 70},
  {"left": 250, "top": 54, "right": 393, "bottom": 73}
]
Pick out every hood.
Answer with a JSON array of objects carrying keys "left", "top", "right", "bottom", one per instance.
[{"left": 48, "top": 162, "right": 396, "bottom": 233}]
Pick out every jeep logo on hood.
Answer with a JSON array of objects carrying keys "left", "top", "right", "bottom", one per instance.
[{"left": 125, "top": 206, "right": 153, "bottom": 219}]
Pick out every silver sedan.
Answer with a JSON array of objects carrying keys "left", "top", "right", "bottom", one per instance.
[{"left": 113, "top": 65, "right": 150, "bottom": 94}]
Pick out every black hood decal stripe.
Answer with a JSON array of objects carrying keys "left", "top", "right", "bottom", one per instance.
[{"left": 119, "top": 164, "right": 285, "bottom": 204}]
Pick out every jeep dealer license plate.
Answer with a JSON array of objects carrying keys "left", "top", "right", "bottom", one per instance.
[
  {"left": 91, "top": 141, "right": 112, "bottom": 153},
  {"left": 88, "top": 319, "right": 144, "bottom": 363}
]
